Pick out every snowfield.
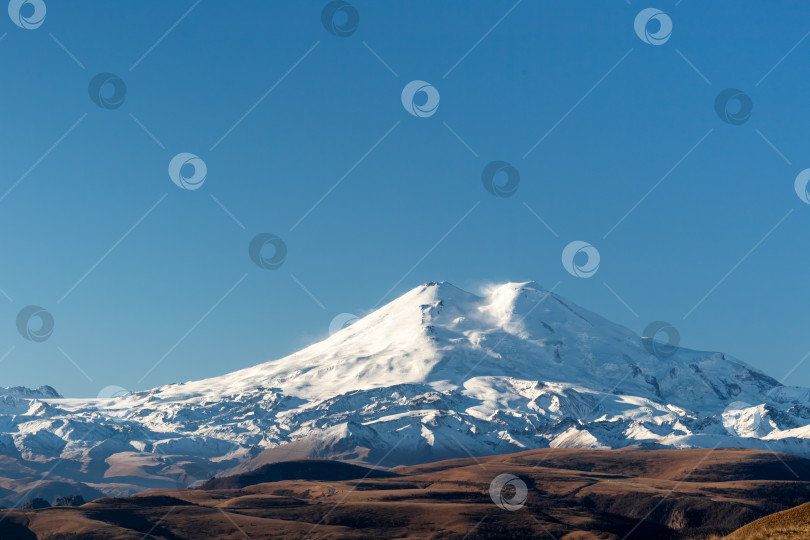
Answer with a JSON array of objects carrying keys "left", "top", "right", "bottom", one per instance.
[{"left": 2, "top": 281, "right": 810, "bottom": 502}]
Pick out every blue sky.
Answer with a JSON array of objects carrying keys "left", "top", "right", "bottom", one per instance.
[{"left": 2, "top": 1, "right": 810, "bottom": 397}]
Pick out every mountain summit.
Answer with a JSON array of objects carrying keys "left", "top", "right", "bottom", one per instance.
[
  {"left": 3, "top": 281, "right": 810, "bottom": 503},
  {"left": 159, "top": 280, "right": 780, "bottom": 404}
]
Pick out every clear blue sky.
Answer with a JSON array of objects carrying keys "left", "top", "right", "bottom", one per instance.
[{"left": 2, "top": 1, "right": 810, "bottom": 397}]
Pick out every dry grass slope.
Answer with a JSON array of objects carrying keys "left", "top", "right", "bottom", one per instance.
[
  {"left": 717, "top": 501, "right": 810, "bottom": 540},
  {"left": 2, "top": 448, "right": 810, "bottom": 539}
]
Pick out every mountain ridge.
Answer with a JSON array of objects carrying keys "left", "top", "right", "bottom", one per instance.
[{"left": 1, "top": 280, "right": 809, "bottom": 504}]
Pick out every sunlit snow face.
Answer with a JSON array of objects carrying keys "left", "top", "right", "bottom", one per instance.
[
  {"left": 722, "top": 401, "right": 766, "bottom": 438},
  {"left": 329, "top": 312, "right": 360, "bottom": 336},
  {"left": 93, "top": 385, "right": 132, "bottom": 421}
]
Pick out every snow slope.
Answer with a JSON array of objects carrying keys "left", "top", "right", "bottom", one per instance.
[{"left": 2, "top": 281, "right": 810, "bottom": 503}]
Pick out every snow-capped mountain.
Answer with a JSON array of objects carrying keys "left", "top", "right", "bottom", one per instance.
[{"left": 3, "top": 281, "right": 810, "bottom": 504}]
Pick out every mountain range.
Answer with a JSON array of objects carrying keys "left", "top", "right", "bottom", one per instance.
[{"left": 3, "top": 281, "right": 810, "bottom": 506}]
